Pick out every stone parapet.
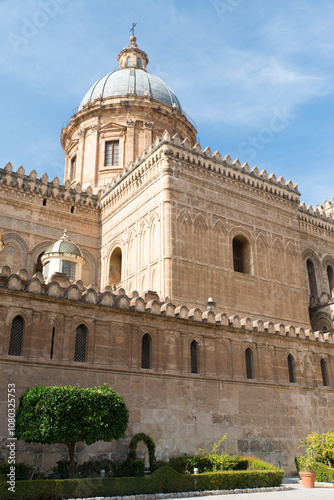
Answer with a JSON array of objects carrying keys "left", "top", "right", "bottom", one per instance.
[
  {"left": 99, "top": 130, "right": 301, "bottom": 213},
  {"left": 1, "top": 266, "right": 331, "bottom": 343},
  {"left": 0, "top": 163, "right": 100, "bottom": 210}
]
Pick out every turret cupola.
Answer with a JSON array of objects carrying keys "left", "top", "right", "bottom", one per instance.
[
  {"left": 41, "top": 230, "right": 85, "bottom": 283},
  {"left": 117, "top": 35, "right": 149, "bottom": 71}
]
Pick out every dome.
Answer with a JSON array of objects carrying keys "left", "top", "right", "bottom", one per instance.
[
  {"left": 44, "top": 230, "right": 82, "bottom": 257},
  {"left": 78, "top": 68, "right": 182, "bottom": 112}
]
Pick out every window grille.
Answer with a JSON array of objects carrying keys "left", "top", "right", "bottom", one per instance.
[
  {"left": 245, "top": 348, "right": 253, "bottom": 379},
  {"left": 190, "top": 340, "right": 198, "bottom": 374},
  {"left": 74, "top": 325, "right": 87, "bottom": 362},
  {"left": 288, "top": 354, "right": 295, "bottom": 383},
  {"left": 105, "top": 141, "right": 119, "bottom": 166},
  {"left": 62, "top": 260, "right": 76, "bottom": 281},
  {"left": 8, "top": 316, "right": 24, "bottom": 356},
  {"left": 321, "top": 359, "right": 328, "bottom": 386},
  {"left": 141, "top": 334, "right": 151, "bottom": 369}
]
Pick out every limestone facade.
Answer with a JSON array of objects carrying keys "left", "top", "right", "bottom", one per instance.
[{"left": 0, "top": 36, "right": 333, "bottom": 475}]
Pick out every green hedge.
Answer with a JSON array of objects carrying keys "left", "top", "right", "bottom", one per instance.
[
  {"left": 295, "top": 457, "right": 334, "bottom": 483},
  {"left": 0, "top": 465, "right": 284, "bottom": 500}
]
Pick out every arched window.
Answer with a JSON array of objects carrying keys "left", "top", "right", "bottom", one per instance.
[
  {"left": 245, "top": 348, "right": 253, "bottom": 379},
  {"left": 288, "top": 354, "right": 295, "bottom": 383},
  {"left": 34, "top": 252, "right": 44, "bottom": 274},
  {"left": 321, "top": 358, "right": 328, "bottom": 386},
  {"left": 74, "top": 325, "right": 87, "bottom": 362},
  {"left": 190, "top": 340, "right": 199, "bottom": 374},
  {"left": 127, "top": 56, "right": 132, "bottom": 67},
  {"left": 327, "top": 265, "right": 334, "bottom": 295},
  {"left": 141, "top": 334, "right": 151, "bottom": 369},
  {"left": 8, "top": 316, "right": 24, "bottom": 356},
  {"left": 136, "top": 58, "right": 142, "bottom": 68},
  {"left": 233, "top": 235, "right": 252, "bottom": 274},
  {"left": 306, "top": 259, "right": 318, "bottom": 297},
  {"left": 109, "top": 247, "right": 122, "bottom": 286}
]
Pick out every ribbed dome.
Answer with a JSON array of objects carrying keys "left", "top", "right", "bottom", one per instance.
[
  {"left": 79, "top": 68, "right": 182, "bottom": 112},
  {"left": 45, "top": 231, "right": 82, "bottom": 257}
]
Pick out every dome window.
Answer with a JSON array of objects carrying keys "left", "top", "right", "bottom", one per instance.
[
  {"left": 43, "top": 261, "right": 50, "bottom": 281},
  {"left": 105, "top": 140, "right": 119, "bottom": 166},
  {"left": 127, "top": 56, "right": 132, "bottom": 67},
  {"left": 136, "top": 58, "right": 142, "bottom": 68},
  {"left": 62, "top": 260, "right": 76, "bottom": 281}
]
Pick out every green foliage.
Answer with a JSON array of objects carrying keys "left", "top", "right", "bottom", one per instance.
[
  {"left": 299, "top": 431, "right": 334, "bottom": 467},
  {"left": 75, "top": 457, "right": 145, "bottom": 478},
  {"left": 197, "top": 434, "right": 230, "bottom": 471},
  {"left": 127, "top": 432, "right": 156, "bottom": 471},
  {"left": 15, "top": 384, "right": 129, "bottom": 446},
  {"left": 0, "top": 462, "right": 36, "bottom": 481},
  {"left": 15, "top": 384, "right": 129, "bottom": 478},
  {"left": 0, "top": 465, "right": 284, "bottom": 500},
  {"left": 168, "top": 452, "right": 248, "bottom": 474},
  {"left": 246, "top": 457, "right": 281, "bottom": 471},
  {"left": 295, "top": 457, "right": 334, "bottom": 482}
]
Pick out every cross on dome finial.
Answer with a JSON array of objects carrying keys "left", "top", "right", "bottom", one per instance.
[
  {"left": 130, "top": 22, "right": 137, "bottom": 37},
  {"left": 61, "top": 229, "right": 69, "bottom": 241},
  {"left": 129, "top": 22, "right": 137, "bottom": 45}
]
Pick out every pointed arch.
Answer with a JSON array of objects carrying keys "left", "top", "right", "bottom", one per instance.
[
  {"left": 176, "top": 209, "right": 192, "bottom": 259},
  {"left": 262, "top": 347, "right": 274, "bottom": 381},
  {"left": 140, "top": 219, "right": 150, "bottom": 268},
  {"left": 127, "top": 229, "right": 137, "bottom": 276},
  {"left": 286, "top": 241, "right": 297, "bottom": 256},
  {"left": 218, "top": 340, "right": 231, "bottom": 377},
  {"left": 108, "top": 247, "right": 122, "bottom": 286},
  {"left": 112, "top": 326, "right": 129, "bottom": 366},
  {"left": 150, "top": 214, "right": 160, "bottom": 263},
  {"left": 212, "top": 220, "right": 227, "bottom": 266},
  {"left": 213, "top": 219, "right": 227, "bottom": 235},
  {"left": 165, "top": 334, "right": 179, "bottom": 370},
  {"left": 176, "top": 208, "right": 192, "bottom": 226},
  {"left": 193, "top": 214, "right": 208, "bottom": 231}
]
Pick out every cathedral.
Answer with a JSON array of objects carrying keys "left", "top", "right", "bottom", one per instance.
[{"left": 0, "top": 35, "right": 333, "bottom": 475}]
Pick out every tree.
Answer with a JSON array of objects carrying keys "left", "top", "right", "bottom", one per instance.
[{"left": 15, "top": 384, "right": 129, "bottom": 478}]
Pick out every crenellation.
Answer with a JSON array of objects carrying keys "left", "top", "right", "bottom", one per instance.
[
  {"left": 0, "top": 166, "right": 100, "bottom": 210},
  {"left": 1, "top": 275, "right": 331, "bottom": 341}
]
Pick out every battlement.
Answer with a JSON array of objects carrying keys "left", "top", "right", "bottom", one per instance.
[
  {"left": 299, "top": 200, "right": 334, "bottom": 233},
  {"left": 1, "top": 265, "right": 332, "bottom": 344},
  {"left": 0, "top": 163, "right": 100, "bottom": 210},
  {"left": 99, "top": 130, "right": 301, "bottom": 209}
]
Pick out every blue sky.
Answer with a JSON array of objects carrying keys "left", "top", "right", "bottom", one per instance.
[{"left": 0, "top": 0, "right": 333, "bottom": 206}]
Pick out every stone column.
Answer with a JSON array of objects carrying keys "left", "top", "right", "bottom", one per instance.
[
  {"left": 125, "top": 118, "right": 136, "bottom": 166},
  {"left": 143, "top": 121, "right": 154, "bottom": 149}
]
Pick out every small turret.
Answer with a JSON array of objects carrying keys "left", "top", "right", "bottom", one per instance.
[{"left": 41, "top": 230, "right": 85, "bottom": 283}]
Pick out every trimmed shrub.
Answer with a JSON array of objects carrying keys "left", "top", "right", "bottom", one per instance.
[
  {"left": 169, "top": 454, "right": 248, "bottom": 473},
  {"left": 295, "top": 457, "right": 334, "bottom": 483},
  {"left": 0, "top": 465, "right": 284, "bottom": 500},
  {"left": 0, "top": 462, "right": 36, "bottom": 481}
]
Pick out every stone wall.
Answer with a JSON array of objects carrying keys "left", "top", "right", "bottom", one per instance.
[{"left": 0, "top": 277, "right": 333, "bottom": 475}]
